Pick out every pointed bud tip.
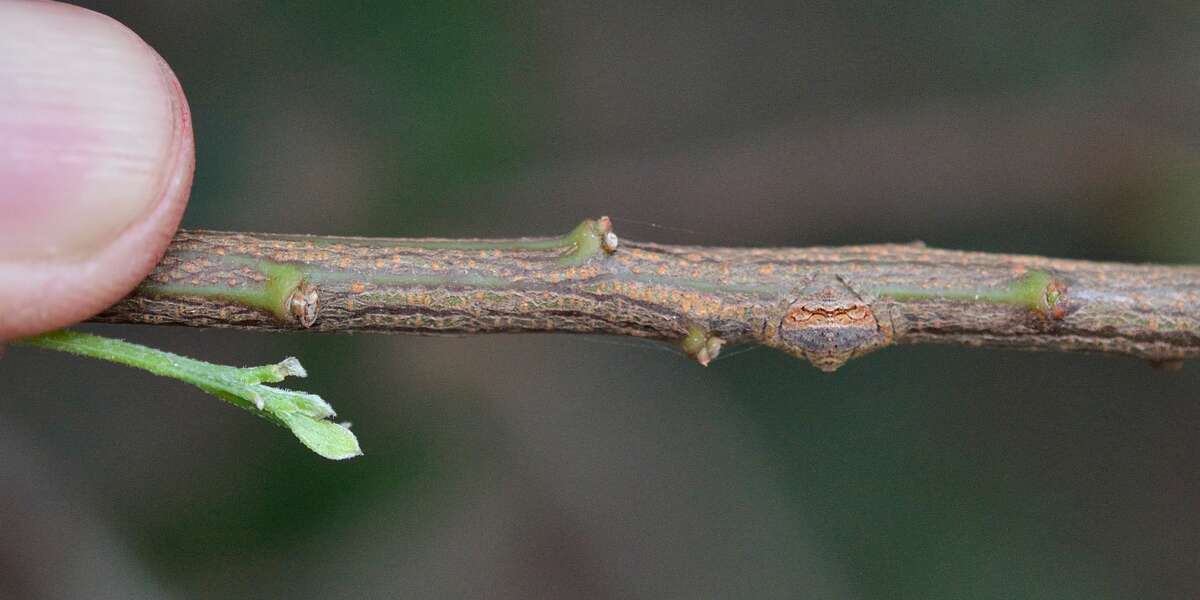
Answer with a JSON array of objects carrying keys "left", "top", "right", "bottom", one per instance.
[{"left": 277, "top": 357, "right": 307, "bottom": 378}]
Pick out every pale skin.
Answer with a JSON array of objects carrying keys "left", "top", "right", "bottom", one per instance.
[{"left": 0, "top": 1, "right": 194, "bottom": 342}]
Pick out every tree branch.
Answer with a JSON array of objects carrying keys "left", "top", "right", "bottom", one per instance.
[{"left": 92, "top": 218, "right": 1200, "bottom": 371}]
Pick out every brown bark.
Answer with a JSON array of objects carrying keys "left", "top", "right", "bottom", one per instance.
[{"left": 92, "top": 227, "right": 1200, "bottom": 371}]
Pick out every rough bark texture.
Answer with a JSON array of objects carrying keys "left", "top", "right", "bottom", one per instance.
[{"left": 92, "top": 226, "right": 1200, "bottom": 371}]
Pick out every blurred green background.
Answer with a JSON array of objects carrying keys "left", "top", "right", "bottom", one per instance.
[{"left": 4, "top": 1, "right": 1200, "bottom": 598}]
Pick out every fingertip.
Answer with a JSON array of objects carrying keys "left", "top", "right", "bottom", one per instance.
[{"left": 0, "top": 2, "right": 194, "bottom": 341}]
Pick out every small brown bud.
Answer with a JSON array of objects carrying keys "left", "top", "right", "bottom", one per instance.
[{"left": 288, "top": 282, "right": 320, "bottom": 327}]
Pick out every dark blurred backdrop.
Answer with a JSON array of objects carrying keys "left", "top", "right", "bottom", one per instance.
[{"left": 3, "top": 2, "right": 1200, "bottom": 598}]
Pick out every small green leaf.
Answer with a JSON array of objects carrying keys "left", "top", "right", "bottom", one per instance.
[
  {"left": 18, "top": 330, "right": 362, "bottom": 460},
  {"left": 277, "top": 412, "right": 363, "bottom": 460}
]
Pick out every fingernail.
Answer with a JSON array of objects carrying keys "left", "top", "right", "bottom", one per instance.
[{"left": 0, "top": 1, "right": 186, "bottom": 260}]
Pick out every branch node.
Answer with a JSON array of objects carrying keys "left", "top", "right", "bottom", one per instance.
[
  {"left": 681, "top": 324, "right": 725, "bottom": 366},
  {"left": 560, "top": 216, "right": 619, "bottom": 264},
  {"left": 288, "top": 281, "right": 320, "bottom": 328},
  {"left": 597, "top": 216, "right": 619, "bottom": 254}
]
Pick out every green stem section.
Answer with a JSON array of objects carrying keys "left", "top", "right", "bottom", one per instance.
[
  {"left": 275, "top": 218, "right": 611, "bottom": 265},
  {"left": 873, "top": 270, "right": 1065, "bottom": 317},
  {"left": 139, "top": 256, "right": 305, "bottom": 321},
  {"left": 18, "top": 330, "right": 361, "bottom": 460}
]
